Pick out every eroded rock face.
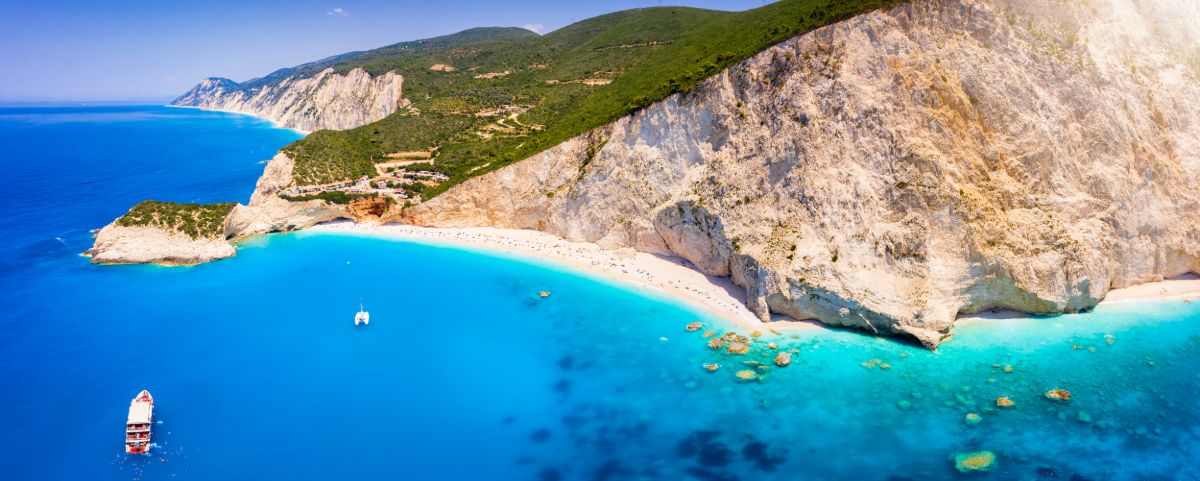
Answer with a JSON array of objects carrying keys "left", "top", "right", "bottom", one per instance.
[
  {"left": 225, "top": 153, "right": 349, "bottom": 238},
  {"left": 86, "top": 225, "right": 236, "bottom": 265},
  {"left": 402, "top": 0, "right": 1200, "bottom": 346},
  {"left": 348, "top": 197, "right": 391, "bottom": 221},
  {"left": 172, "top": 68, "right": 408, "bottom": 131}
]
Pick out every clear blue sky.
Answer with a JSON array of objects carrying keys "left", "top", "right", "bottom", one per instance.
[{"left": 0, "top": 0, "right": 767, "bottom": 101}]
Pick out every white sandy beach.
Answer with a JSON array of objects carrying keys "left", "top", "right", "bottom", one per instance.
[
  {"left": 309, "top": 222, "right": 1199, "bottom": 333},
  {"left": 309, "top": 221, "right": 821, "bottom": 332},
  {"left": 1100, "top": 273, "right": 1200, "bottom": 304}
]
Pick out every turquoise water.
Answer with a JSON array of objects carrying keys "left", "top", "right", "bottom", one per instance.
[{"left": 1, "top": 105, "right": 1198, "bottom": 480}]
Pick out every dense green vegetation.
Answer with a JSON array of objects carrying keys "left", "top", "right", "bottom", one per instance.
[
  {"left": 275, "top": 0, "right": 901, "bottom": 198},
  {"left": 238, "top": 27, "right": 537, "bottom": 91},
  {"left": 116, "top": 201, "right": 236, "bottom": 239}
]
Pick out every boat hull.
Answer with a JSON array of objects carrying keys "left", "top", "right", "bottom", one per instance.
[{"left": 125, "top": 390, "right": 154, "bottom": 454}]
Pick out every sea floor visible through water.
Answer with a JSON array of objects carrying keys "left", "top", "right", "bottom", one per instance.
[{"left": 1, "top": 105, "right": 1198, "bottom": 480}]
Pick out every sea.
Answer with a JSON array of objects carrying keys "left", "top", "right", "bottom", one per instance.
[{"left": 0, "top": 104, "right": 1198, "bottom": 481}]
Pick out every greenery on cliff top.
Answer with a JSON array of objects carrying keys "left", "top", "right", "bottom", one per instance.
[
  {"left": 116, "top": 201, "right": 235, "bottom": 239},
  {"left": 281, "top": 0, "right": 901, "bottom": 194},
  {"left": 238, "top": 28, "right": 537, "bottom": 91}
]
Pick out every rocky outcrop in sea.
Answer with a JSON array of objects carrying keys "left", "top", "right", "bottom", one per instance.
[{"left": 85, "top": 224, "right": 236, "bottom": 265}]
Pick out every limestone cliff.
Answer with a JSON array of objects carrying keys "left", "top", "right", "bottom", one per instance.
[
  {"left": 86, "top": 225, "right": 236, "bottom": 265},
  {"left": 224, "top": 153, "right": 352, "bottom": 237},
  {"left": 398, "top": 0, "right": 1200, "bottom": 346},
  {"left": 172, "top": 68, "right": 408, "bottom": 132}
]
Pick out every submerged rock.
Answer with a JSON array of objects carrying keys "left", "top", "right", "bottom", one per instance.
[
  {"left": 996, "top": 397, "right": 1015, "bottom": 408},
  {"left": 735, "top": 370, "right": 758, "bottom": 382},
  {"left": 741, "top": 440, "right": 787, "bottom": 472},
  {"left": 953, "top": 451, "right": 997, "bottom": 472},
  {"left": 964, "top": 413, "right": 983, "bottom": 425}
]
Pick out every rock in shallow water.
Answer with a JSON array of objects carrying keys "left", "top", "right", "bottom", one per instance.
[
  {"left": 1045, "top": 389, "right": 1072, "bottom": 402},
  {"left": 953, "top": 451, "right": 997, "bottom": 472}
]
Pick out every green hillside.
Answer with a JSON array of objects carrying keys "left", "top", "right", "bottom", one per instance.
[
  {"left": 277, "top": 0, "right": 899, "bottom": 197},
  {"left": 116, "top": 201, "right": 236, "bottom": 239}
]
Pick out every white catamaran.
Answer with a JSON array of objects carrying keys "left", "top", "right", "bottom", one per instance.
[{"left": 355, "top": 301, "right": 370, "bottom": 326}]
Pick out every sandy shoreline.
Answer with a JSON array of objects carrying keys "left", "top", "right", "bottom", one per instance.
[
  {"left": 308, "top": 222, "right": 821, "bottom": 332},
  {"left": 308, "top": 222, "right": 1199, "bottom": 333},
  {"left": 1100, "top": 273, "right": 1200, "bottom": 304}
]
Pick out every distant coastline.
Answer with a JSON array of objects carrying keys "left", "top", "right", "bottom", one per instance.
[{"left": 164, "top": 104, "right": 312, "bottom": 136}]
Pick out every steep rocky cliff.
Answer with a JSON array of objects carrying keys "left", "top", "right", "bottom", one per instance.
[
  {"left": 172, "top": 68, "right": 408, "bottom": 131},
  {"left": 397, "top": 0, "right": 1200, "bottom": 346},
  {"left": 224, "top": 153, "right": 352, "bottom": 237}
]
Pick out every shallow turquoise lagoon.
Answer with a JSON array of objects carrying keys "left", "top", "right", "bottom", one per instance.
[{"left": 1, "top": 105, "right": 1197, "bottom": 480}]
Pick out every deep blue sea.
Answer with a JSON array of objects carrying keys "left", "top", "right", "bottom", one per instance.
[{"left": 1, "top": 105, "right": 1198, "bottom": 481}]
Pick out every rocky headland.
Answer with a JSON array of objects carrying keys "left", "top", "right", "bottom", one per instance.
[
  {"left": 172, "top": 67, "right": 408, "bottom": 132},
  {"left": 91, "top": 0, "right": 1200, "bottom": 346},
  {"left": 86, "top": 224, "right": 236, "bottom": 265}
]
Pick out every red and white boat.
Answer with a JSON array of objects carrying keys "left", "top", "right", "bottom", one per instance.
[{"left": 125, "top": 390, "right": 154, "bottom": 454}]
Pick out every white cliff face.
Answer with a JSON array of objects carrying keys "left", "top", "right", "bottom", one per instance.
[
  {"left": 86, "top": 225, "right": 236, "bottom": 265},
  {"left": 225, "top": 153, "right": 350, "bottom": 238},
  {"left": 172, "top": 68, "right": 408, "bottom": 132},
  {"left": 402, "top": 0, "right": 1200, "bottom": 346}
]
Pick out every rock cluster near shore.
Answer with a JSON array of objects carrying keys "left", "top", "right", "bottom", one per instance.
[{"left": 400, "top": 0, "right": 1200, "bottom": 346}]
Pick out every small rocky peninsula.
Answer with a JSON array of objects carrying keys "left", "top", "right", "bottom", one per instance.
[
  {"left": 91, "top": 0, "right": 1200, "bottom": 346},
  {"left": 86, "top": 201, "right": 237, "bottom": 265}
]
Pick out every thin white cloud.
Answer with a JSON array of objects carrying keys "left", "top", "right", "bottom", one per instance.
[
  {"left": 522, "top": 23, "right": 545, "bottom": 34},
  {"left": 327, "top": 7, "right": 349, "bottom": 17}
]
